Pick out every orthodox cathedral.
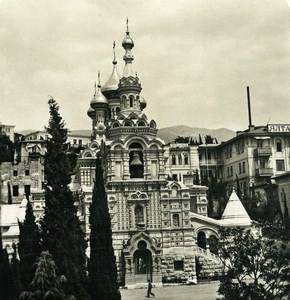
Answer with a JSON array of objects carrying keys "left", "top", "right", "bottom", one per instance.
[
  {"left": 0, "top": 22, "right": 254, "bottom": 289},
  {"left": 76, "top": 23, "right": 247, "bottom": 287}
]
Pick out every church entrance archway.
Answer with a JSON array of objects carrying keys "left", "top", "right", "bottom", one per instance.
[{"left": 133, "top": 241, "right": 152, "bottom": 281}]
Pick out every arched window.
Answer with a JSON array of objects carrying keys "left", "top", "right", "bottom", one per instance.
[
  {"left": 129, "top": 96, "right": 134, "bottom": 108},
  {"left": 276, "top": 139, "right": 282, "bottom": 152},
  {"left": 135, "top": 205, "right": 144, "bottom": 225},
  {"left": 122, "top": 96, "right": 127, "bottom": 108},
  {"left": 172, "top": 214, "right": 180, "bottom": 227},
  {"left": 178, "top": 154, "right": 182, "bottom": 165},
  {"left": 184, "top": 154, "right": 189, "bottom": 165},
  {"left": 197, "top": 231, "right": 206, "bottom": 249},
  {"left": 172, "top": 154, "right": 176, "bottom": 165},
  {"left": 124, "top": 121, "right": 132, "bottom": 127},
  {"left": 129, "top": 142, "right": 144, "bottom": 178},
  {"left": 171, "top": 186, "right": 178, "bottom": 197}
]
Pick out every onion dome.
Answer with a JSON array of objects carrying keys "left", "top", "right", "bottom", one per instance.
[
  {"left": 140, "top": 94, "right": 147, "bottom": 110},
  {"left": 122, "top": 19, "right": 134, "bottom": 50},
  {"left": 122, "top": 33, "right": 134, "bottom": 50},
  {"left": 90, "top": 73, "right": 108, "bottom": 109},
  {"left": 102, "top": 41, "right": 120, "bottom": 94},
  {"left": 87, "top": 106, "right": 95, "bottom": 119}
]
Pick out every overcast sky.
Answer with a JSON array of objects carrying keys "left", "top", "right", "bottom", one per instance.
[{"left": 0, "top": 0, "right": 289, "bottom": 132}]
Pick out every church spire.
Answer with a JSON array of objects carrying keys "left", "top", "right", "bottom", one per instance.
[
  {"left": 122, "top": 18, "right": 135, "bottom": 77},
  {"left": 102, "top": 41, "right": 120, "bottom": 94}
]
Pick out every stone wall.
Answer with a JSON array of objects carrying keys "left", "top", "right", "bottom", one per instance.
[{"left": 161, "top": 255, "right": 196, "bottom": 283}]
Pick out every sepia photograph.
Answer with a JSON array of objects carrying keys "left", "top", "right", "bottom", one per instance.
[{"left": 0, "top": 1, "right": 289, "bottom": 299}]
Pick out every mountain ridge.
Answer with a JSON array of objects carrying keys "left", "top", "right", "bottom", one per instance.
[{"left": 17, "top": 125, "right": 235, "bottom": 143}]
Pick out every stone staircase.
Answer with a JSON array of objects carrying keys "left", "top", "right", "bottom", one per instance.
[{"left": 194, "top": 246, "right": 223, "bottom": 277}]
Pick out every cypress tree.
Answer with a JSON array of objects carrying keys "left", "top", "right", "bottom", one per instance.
[
  {"left": 0, "top": 228, "right": 14, "bottom": 300},
  {"left": 8, "top": 182, "right": 12, "bottom": 204},
  {"left": 19, "top": 251, "right": 66, "bottom": 300},
  {"left": 18, "top": 198, "right": 41, "bottom": 290},
  {"left": 40, "top": 98, "right": 88, "bottom": 299},
  {"left": 88, "top": 157, "right": 120, "bottom": 300},
  {"left": 10, "top": 243, "right": 22, "bottom": 299}
]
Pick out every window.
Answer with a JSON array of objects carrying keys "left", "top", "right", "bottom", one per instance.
[
  {"left": 260, "top": 159, "right": 266, "bottom": 169},
  {"left": 73, "top": 139, "right": 77, "bottom": 145},
  {"left": 79, "top": 139, "right": 82, "bottom": 146},
  {"left": 178, "top": 154, "right": 182, "bottom": 165},
  {"left": 24, "top": 185, "right": 31, "bottom": 196},
  {"left": 184, "top": 154, "right": 189, "bottom": 165},
  {"left": 199, "top": 153, "right": 202, "bottom": 161},
  {"left": 238, "top": 163, "right": 241, "bottom": 174},
  {"left": 207, "top": 152, "right": 212, "bottom": 160},
  {"left": 276, "top": 139, "right": 282, "bottom": 152},
  {"left": 242, "top": 162, "right": 246, "bottom": 173},
  {"left": 172, "top": 214, "right": 180, "bottom": 227},
  {"left": 174, "top": 260, "right": 184, "bottom": 271},
  {"left": 230, "top": 166, "right": 233, "bottom": 177},
  {"left": 13, "top": 170, "right": 18, "bottom": 176},
  {"left": 12, "top": 185, "right": 19, "bottom": 197},
  {"left": 129, "top": 96, "right": 134, "bottom": 108},
  {"left": 25, "top": 169, "right": 30, "bottom": 176},
  {"left": 276, "top": 160, "right": 285, "bottom": 171},
  {"left": 172, "top": 154, "right": 176, "bottom": 165},
  {"left": 257, "top": 140, "right": 263, "bottom": 148},
  {"left": 135, "top": 205, "right": 144, "bottom": 225},
  {"left": 227, "top": 167, "right": 230, "bottom": 177},
  {"left": 172, "top": 174, "right": 178, "bottom": 181}
]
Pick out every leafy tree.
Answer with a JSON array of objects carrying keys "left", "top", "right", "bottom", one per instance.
[
  {"left": 18, "top": 198, "right": 41, "bottom": 290},
  {"left": 0, "top": 134, "right": 14, "bottom": 163},
  {"left": 40, "top": 98, "right": 88, "bottom": 299},
  {"left": 204, "top": 134, "right": 215, "bottom": 144},
  {"left": 215, "top": 225, "right": 290, "bottom": 300},
  {"left": 207, "top": 176, "right": 218, "bottom": 217},
  {"left": 14, "top": 133, "right": 24, "bottom": 164},
  {"left": 19, "top": 251, "right": 67, "bottom": 300},
  {"left": 88, "top": 157, "right": 121, "bottom": 300}
]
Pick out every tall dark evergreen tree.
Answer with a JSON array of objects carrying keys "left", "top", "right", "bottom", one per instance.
[
  {"left": 0, "top": 227, "right": 14, "bottom": 300},
  {"left": 88, "top": 157, "right": 120, "bottom": 300},
  {"left": 10, "top": 243, "right": 22, "bottom": 299},
  {"left": 18, "top": 198, "right": 41, "bottom": 290},
  {"left": 19, "top": 251, "right": 67, "bottom": 300},
  {"left": 8, "top": 182, "right": 12, "bottom": 204},
  {"left": 40, "top": 98, "right": 88, "bottom": 299}
]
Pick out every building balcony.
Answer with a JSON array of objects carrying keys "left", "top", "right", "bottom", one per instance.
[
  {"left": 254, "top": 148, "right": 272, "bottom": 157},
  {"left": 255, "top": 168, "right": 273, "bottom": 177}
]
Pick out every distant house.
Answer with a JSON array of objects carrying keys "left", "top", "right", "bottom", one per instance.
[{"left": 0, "top": 122, "right": 15, "bottom": 141}]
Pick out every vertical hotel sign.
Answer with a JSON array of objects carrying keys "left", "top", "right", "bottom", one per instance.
[{"left": 267, "top": 124, "right": 290, "bottom": 133}]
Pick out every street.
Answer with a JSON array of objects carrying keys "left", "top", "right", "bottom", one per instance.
[{"left": 120, "top": 282, "right": 220, "bottom": 300}]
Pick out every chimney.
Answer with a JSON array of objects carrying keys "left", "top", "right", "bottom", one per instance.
[{"left": 247, "top": 86, "right": 254, "bottom": 131}]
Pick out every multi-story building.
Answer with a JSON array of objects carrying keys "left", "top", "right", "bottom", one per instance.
[
  {"left": 209, "top": 125, "right": 290, "bottom": 203},
  {"left": 0, "top": 122, "right": 15, "bottom": 141},
  {"left": 76, "top": 25, "right": 239, "bottom": 287}
]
